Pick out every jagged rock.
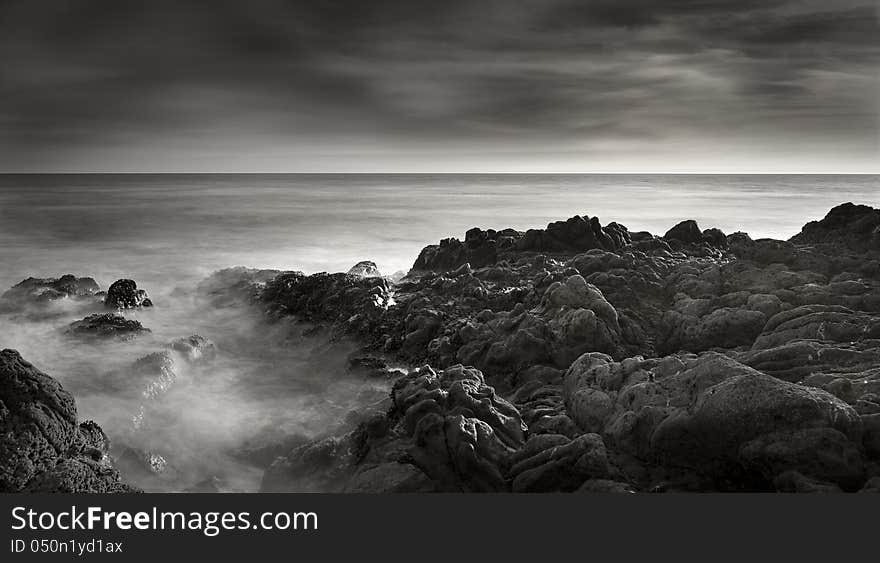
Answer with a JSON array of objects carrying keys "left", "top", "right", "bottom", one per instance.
[
  {"left": 251, "top": 203, "right": 880, "bottom": 493},
  {"left": 66, "top": 313, "right": 150, "bottom": 340},
  {"left": 412, "top": 215, "right": 629, "bottom": 273},
  {"left": 261, "top": 271, "right": 391, "bottom": 336},
  {"left": 105, "top": 279, "right": 153, "bottom": 309},
  {"left": 0, "top": 350, "right": 134, "bottom": 492},
  {"left": 347, "top": 261, "right": 382, "bottom": 278}
]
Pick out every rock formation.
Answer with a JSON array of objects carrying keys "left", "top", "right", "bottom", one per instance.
[
  {"left": 0, "top": 349, "right": 135, "bottom": 492},
  {"left": 255, "top": 202, "right": 880, "bottom": 492}
]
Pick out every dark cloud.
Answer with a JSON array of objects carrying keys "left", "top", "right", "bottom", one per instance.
[{"left": 0, "top": 0, "right": 876, "bottom": 171}]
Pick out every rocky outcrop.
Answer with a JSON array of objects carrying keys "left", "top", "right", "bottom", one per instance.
[
  {"left": 8, "top": 202, "right": 879, "bottom": 494},
  {"left": 791, "top": 202, "right": 880, "bottom": 252},
  {"left": 105, "top": 279, "right": 153, "bottom": 309},
  {"left": 66, "top": 313, "right": 150, "bottom": 340},
  {"left": 261, "top": 271, "right": 392, "bottom": 337},
  {"left": 412, "top": 214, "right": 631, "bottom": 273},
  {"left": 254, "top": 203, "right": 880, "bottom": 492},
  {"left": 0, "top": 349, "right": 135, "bottom": 492},
  {"left": 263, "top": 364, "right": 525, "bottom": 492}
]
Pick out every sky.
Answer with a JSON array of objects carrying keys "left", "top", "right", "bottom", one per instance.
[{"left": 0, "top": 0, "right": 878, "bottom": 173}]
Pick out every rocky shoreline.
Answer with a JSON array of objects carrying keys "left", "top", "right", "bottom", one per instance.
[{"left": 2, "top": 202, "right": 880, "bottom": 493}]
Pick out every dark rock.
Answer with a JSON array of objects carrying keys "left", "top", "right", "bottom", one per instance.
[
  {"left": 791, "top": 202, "right": 880, "bottom": 252},
  {"left": 393, "top": 364, "right": 526, "bottom": 491},
  {"left": 105, "top": 279, "right": 153, "bottom": 309},
  {"left": 0, "top": 349, "right": 134, "bottom": 492},
  {"left": 66, "top": 313, "right": 150, "bottom": 340},
  {"left": 563, "top": 351, "right": 864, "bottom": 489},
  {"left": 509, "top": 433, "right": 611, "bottom": 492},
  {"left": 664, "top": 220, "right": 703, "bottom": 244},
  {"left": 261, "top": 271, "right": 391, "bottom": 337}
]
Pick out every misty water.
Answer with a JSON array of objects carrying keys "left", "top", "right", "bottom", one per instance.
[{"left": 1, "top": 173, "right": 877, "bottom": 491}]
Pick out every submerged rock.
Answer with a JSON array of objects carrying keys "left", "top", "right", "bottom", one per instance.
[
  {"left": 169, "top": 335, "right": 217, "bottom": 363},
  {"left": 0, "top": 274, "right": 100, "bottom": 308}
]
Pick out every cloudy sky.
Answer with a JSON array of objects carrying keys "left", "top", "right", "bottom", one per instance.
[{"left": 0, "top": 0, "right": 877, "bottom": 172}]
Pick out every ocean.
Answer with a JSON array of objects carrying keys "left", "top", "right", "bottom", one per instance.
[{"left": 1, "top": 173, "right": 877, "bottom": 491}]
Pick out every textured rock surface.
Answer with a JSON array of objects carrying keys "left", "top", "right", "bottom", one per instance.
[
  {"left": 105, "top": 279, "right": 153, "bottom": 309},
  {"left": 252, "top": 203, "right": 880, "bottom": 493},
  {"left": 0, "top": 350, "right": 135, "bottom": 492},
  {"left": 66, "top": 313, "right": 150, "bottom": 340}
]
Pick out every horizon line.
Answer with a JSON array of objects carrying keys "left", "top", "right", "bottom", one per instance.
[{"left": 1, "top": 171, "right": 879, "bottom": 176}]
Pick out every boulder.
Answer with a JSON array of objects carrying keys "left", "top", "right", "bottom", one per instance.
[
  {"left": 664, "top": 220, "right": 703, "bottom": 244},
  {"left": 105, "top": 279, "right": 153, "bottom": 309},
  {"left": 347, "top": 261, "right": 382, "bottom": 279}
]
